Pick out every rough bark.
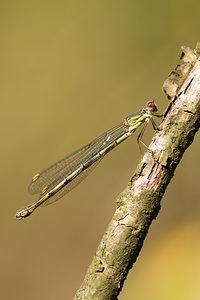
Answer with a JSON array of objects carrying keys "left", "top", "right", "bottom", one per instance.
[{"left": 74, "top": 42, "right": 200, "bottom": 300}]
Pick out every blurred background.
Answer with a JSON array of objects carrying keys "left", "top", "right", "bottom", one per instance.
[{"left": 1, "top": 1, "right": 200, "bottom": 299}]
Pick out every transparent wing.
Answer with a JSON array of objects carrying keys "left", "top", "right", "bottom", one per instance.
[
  {"left": 41, "top": 158, "right": 103, "bottom": 206},
  {"left": 28, "top": 123, "right": 124, "bottom": 198}
]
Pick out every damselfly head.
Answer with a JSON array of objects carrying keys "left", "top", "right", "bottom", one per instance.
[{"left": 146, "top": 101, "right": 158, "bottom": 113}]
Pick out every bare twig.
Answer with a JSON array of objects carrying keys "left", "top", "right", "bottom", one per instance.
[{"left": 74, "top": 43, "right": 200, "bottom": 300}]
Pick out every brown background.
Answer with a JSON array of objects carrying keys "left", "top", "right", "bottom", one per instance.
[{"left": 1, "top": 1, "right": 200, "bottom": 299}]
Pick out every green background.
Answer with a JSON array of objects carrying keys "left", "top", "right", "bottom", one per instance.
[{"left": 1, "top": 1, "right": 200, "bottom": 299}]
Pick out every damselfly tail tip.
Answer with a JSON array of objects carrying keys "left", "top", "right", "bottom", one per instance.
[
  {"left": 15, "top": 213, "right": 23, "bottom": 220},
  {"left": 15, "top": 206, "right": 34, "bottom": 220}
]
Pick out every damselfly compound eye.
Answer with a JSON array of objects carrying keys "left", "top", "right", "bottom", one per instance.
[{"left": 146, "top": 101, "right": 158, "bottom": 112}]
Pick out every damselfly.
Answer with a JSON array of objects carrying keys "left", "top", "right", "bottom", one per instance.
[{"left": 15, "top": 101, "right": 164, "bottom": 220}]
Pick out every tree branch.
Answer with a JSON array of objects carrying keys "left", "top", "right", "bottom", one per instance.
[{"left": 74, "top": 43, "right": 200, "bottom": 300}]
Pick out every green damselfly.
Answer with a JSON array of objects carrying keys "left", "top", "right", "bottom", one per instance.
[{"left": 15, "top": 101, "right": 164, "bottom": 220}]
